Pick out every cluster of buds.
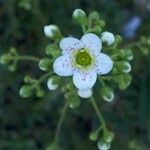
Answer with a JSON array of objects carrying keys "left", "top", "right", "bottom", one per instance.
[{"left": 0, "top": 47, "right": 19, "bottom": 72}]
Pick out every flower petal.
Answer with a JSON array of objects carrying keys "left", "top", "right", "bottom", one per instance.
[
  {"left": 77, "top": 88, "right": 93, "bottom": 98},
  {"left": 60, "top": 37, "right": 83, "bottom": 54},
  {"left": 95, "top": 53, "right": 113, "bottom": 75},
  {"left": 53, "top": 54, "right": 74, "bottom": 76},
  {"left": 81, "top": 33, "right": 102, "bottom": 55},
  {"left": 73, "top": 70, "right": 97, "bottom": 90}
]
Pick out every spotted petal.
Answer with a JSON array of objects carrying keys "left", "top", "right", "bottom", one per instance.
[
  {"left": 53, "top": 54, "right": 74, "bottom": 76},
  {"left": 95, "top": 53, "right": 113, "bottom": 75},
  {"left": 60, "top": 37, "right": 83, "bottom": 55},
  {"left": 73, "top": 70, "right": 97, "bottom": 90},
  {"left": 81, "top": 33, "right": 102, "bottom": 55}
]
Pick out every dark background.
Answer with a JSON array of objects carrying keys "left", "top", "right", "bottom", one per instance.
[{"left": 0, "top": 0, "right": 150, "bottom": 149}]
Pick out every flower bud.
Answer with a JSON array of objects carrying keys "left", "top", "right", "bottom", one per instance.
[
  {"left": 116, "top": 61, "right": 131, "bottom": 73},
  {"left": 119, "top": 74, "right": 132, "bottom": 90},
  {"left": 9, "top": 64, "right": 16, "bottom": 72},
  {"left": 87, "top": 26, "right": 102, "bottom": 34},
  {"left": 67, "top": 94, "right": 80, "bottom": 109},
  {"left": 0, "top": 54, "right": 12, "bottom": 64},
  {"left": 72, "top": 9, "right": 87, "bottom": 25},
  {"left": 115, "top": 35, "right": 122, "bottom": 44},
  {"left": 97, "top": 140, "right": 111, "bottom": 150},
  {"left": 113, "top": 74, "right": 132, "bottom": 90},
  {"left": 24, "top": 75, "right": 34, "bottom": 83},
  {"left": 36, "top": 87, "right": 45, "bottom": 97},
  {"left": 46, "top": 44, "right": 60, "bottom": 58},
  {"left": 89, "top": 11, "right": 100, "bottom": 21},
  {"left": 39, "top": 58, "right": 52, "bottom": 71},
  {"left": 44, "top": 25, "right": 61, "bottom": 39},
  {"left": 104, "top": 131, "right": 115, "bottom": 143},
  {"left": 78, "top": 89, "right": 92, "bottom": 98},
  {"left": 19, "top": 85, "right": 32, "bottom": 98},
  {"left": 88, "top": 11, "right": 105, "bottom": 27},
  {"left": 9, "top": 47, "right": 17, "bottom": 55},
  {"left": 101, "top": 86, "right": 114, "bottom": 102},
  {"left": 89, "top": 130, "right": 99, "bottom": 141},
  {"left": 119, "top": 49, "right": 134, "bottom": 61},
  {"left": 19, "top": 0, "right": 31, "bottom": 10},
  {"left": 47, "top": 77, "right": 58, "bottom": 91},
  {"left": 101, "top": 31, "right": 115, "bottom": 46}
]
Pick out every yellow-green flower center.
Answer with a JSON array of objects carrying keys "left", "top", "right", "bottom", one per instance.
[
  {"left": 72, "top": 48, "right": 95, "bottom": 70},
  {"left": 76, "top": 49, "right": 92, "bottom": 66}
]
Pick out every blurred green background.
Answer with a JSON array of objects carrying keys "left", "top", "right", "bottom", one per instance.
[{"left": 0, "top": 0, "right": 150, "bottom": 150}]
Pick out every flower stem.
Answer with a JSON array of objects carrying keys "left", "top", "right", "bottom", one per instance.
[
  {"left": 17, "top": 56, "right": 40, "bottom": 62},
  {"left": 90, "top": 96, "right": 106, "bottom": 131},
  {"left": 32, "top": 72, "right": 53, "bottom": 89},
  {"left": 54, "top": 100, "right": 68, "bottom": 144}
]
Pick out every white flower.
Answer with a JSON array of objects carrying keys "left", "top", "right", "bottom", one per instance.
[
  {"left": 47, "top": 78, "right": 58, "bottom": 90},
  {"left": 101, "top": 31, "right": 115, "bottom": 46},
  {"left": 44, "top": 25, "right": 59, "bottom": 38},
  {"left": 53, "top": 33, "right": 113, "bottom": 96},
  {"left": 78, "top": 89, "right": 92, "bottom": 98}
]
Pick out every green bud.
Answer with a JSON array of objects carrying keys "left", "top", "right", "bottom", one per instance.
[
  {"left": 99, "top": 20, "right": 105, "bottom": 28},
  {"left": 19, "top": 85, "right": 32, "bottom": 98},
  {"left": 46, "top": 44, "right": 60, "bottom": 58},
  {"left": 9, "top": 47, "right": 17, "bottom": 55},
  {"left": 104, "top": 131, "right": 115, "bottom": 143},
  {"left": 119, "top": 49, "right": 134, "bottom": 61},
  {"left": 113, "top": 74, "right": 132, "bottom": 90},
  {"left": 87, "top": 26, "right": 102, "bottom": 34},
  {"left": 67, "top": 94, "right": 80, "bottom": 109},
  {"left": 44, "top": 25, "right": 61, "bottom": 40},
  {"left": 39, "top": 58, "right": 52, "bottom": 71},
  {"left": 72, "top": 9, "right": 87, "bottom": 25},
  {"left": 89, "top": 130, "right": 99, "bottom": 141},
  {"left": 89, "top": 11, "right": 100, "bottom": 21},
  {"left": 88, "top": 11, "right": 105, "bottom": 28},
  {"left": 112, "top": 35, "right": 122, "bottom": 47},
  {"left": 0, "top": 54, "right": 12, "bottom": 64},
  {"left": 115, "top": 35, "right": 122, "bottom": 43},
  {"left": 9, "top": 64, "right": 16, "bottom": 72},
  {"left": 36, "top": 86, "right": 45, "bottom": 97},
  {"left": 101, "top": 86, "right": 114, "bottom": 102},
  {"left": 19, "top": 0, "right": 31, "bottom": 10},
  {"left": 115, "top": 61, "right": 131, "bottom": 73},
  {"left": 24, "top": 75, "right": 32, "bottom": 83}
]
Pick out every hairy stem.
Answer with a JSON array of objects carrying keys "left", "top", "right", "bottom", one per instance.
[
  {"left": 90, "top": 96, "right": 106, "bottom": 131},
  {"left": 32, "top": 72, "right": 53, "bottom": 89},
  {"left": 54, "top": 100, "right": 68, "bottom": 144},
  {"left": 17, "top": 56, "right": 40, "bottom": 62}
]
